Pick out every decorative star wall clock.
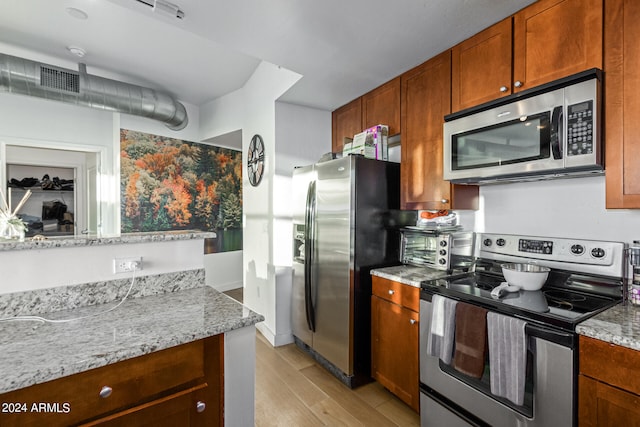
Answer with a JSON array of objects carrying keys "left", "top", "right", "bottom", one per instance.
[{"left": 247, "top": 134, "right": 265, "bottom": 187}]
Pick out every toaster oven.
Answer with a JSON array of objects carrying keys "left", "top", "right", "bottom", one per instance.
[{"left": 400, "top": 229, "right": 475, "bottom": 271}]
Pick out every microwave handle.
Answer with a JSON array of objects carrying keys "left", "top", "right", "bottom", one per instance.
[{"left": 551, "top": 106, "right": 563, "bottom": 160}]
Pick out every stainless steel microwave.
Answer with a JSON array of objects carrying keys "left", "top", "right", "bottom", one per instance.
[{"left": 443, "top": 69, "right": 603, "bottom": 184}]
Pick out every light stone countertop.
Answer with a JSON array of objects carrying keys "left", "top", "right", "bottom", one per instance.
[
  {"left": 0, "top": 282, "right": 263, "bottom": 395},
  {"left": 0, "top": 230, "right": 216, "bottom": 252},
  {"left": 371, "top": 264, "right": 460, "bottom": 287},
  {"left": 576, "top": 303, "right": 640, "bottom": 351}
]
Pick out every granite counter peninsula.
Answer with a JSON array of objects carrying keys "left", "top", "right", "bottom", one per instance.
[{"left": 0, "top": 269, "right": 262, "bottom": 426}]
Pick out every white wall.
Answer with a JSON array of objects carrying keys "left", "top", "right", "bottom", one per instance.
[
  {"left": 204, "top": 250, "right": 243, "bottom": 292},
  {"left": 0, "top": 82, "right": 232, "bottom": 294},
  {"left": 272, "top": 102, "right": 331, "bottom": 342},
  {"left": 200, "top": 62, "right": 335, "bottom": 346},
  {"left": 240, "top": 62, "right": 303, "bottom": 346},
  {"left": 473, "top": 176, "right": 640, "bottom": 244}
]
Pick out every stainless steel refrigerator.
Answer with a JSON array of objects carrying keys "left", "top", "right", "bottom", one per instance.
[{"left": 292, "top": 155, "right": 402, "bottom": 388}]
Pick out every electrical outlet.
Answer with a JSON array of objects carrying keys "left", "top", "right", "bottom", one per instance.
[{"left": 113, "top": 257, "right": 143, "bottom": 274}]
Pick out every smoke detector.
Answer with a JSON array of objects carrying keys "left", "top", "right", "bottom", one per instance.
[
  {"left": 66, "top": 46, "right": 86, "bottom": 58},
  {"left": 66, "top": 7, "right": 88, "bottom": 20}
]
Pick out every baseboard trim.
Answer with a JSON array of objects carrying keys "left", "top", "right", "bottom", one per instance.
[{"left": 255, "top": 323, "right": 294, "bottom": 347}]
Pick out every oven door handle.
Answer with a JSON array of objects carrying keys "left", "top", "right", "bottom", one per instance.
[{"left": 525, "top": 322, "right": 575, "bottom": 348}]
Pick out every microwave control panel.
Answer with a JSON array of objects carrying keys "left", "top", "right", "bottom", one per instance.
[{"left": 567, "top": 100, "right": 593, "bottom": 157}]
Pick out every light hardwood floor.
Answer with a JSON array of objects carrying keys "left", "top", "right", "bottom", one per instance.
[
  {"left": 255, "top": 333, "right": 420, "bottom": 426},
  {"left": 224, "top": 287, "right": 420, "bottom": 426}
]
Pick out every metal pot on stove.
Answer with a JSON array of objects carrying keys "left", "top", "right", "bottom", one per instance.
[{"left": 501, "top": 263, "right": 550, "bottom": 291}]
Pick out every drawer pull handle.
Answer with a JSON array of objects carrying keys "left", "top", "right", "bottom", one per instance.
[
  {"left": 441, "top": 199, "right": 449, "bottom": 204},
  {"left": 99, "top": 386, "right": 113, "bottom": 399},
  {"left": 499, "top": 86, "right": 508, "bottom": 93},
  {"left": 196, "top": 401, "right": 206, "bottom": 413},
  {"left": 410, "top": 319, "right": 417, "bottom": 325},
  {"left": 388, "top": 290, "right": 395, "bottom": 295}
]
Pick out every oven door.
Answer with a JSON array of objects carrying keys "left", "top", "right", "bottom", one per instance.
[
  {"left": 400, "top": 231, "right": 440, "bottom": 268},
  {"left": 419, "top": 297, "right": 576, "bottom": 427}
]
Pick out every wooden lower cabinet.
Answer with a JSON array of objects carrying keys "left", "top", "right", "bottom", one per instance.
[
  {"left": 579, "top": 335, "right": 640, "bottom": 426},
  {"left": 0, "top": 335, "right": 223, "bottom": 427},
  {"left": 371, "top": 276, "right": 419, "bottom": 412},
  {"left": 579, "top": 375, "right": 640, "bottom": 427}
]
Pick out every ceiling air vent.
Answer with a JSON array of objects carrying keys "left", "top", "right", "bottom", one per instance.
[
  {"left": 0, "top": 53, "right": 188, "bottom": 130},
  {"left": 134, "top": 0, "right": 185, "bottom": 19},
  {"left": 40, "top": 66, "right": 80, "bottom": 93}
]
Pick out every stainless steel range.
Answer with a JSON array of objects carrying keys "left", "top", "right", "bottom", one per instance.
[{"left": 419, "top": 233, "right": 626, "bottom": 427}]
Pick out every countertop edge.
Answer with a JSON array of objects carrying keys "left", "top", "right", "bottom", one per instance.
[
  {"left": 371, "top": 265, "right": 456, "bottom": 288},
  {"left": 6, "top": 310, "right": 264, "bottom": 394},
  {"left": 0, "top": 231, "right": 216, "bottom": 252},
  {"left": 576, "top": 304, "right": 640, "bottom": 352},
  {"left": 0, "top": 285, "right": 264, "bottom": 395}
]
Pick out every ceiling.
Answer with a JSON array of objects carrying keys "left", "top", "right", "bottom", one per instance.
[{"left": 0, "top": 0, "right": 537, "bottom": 111}]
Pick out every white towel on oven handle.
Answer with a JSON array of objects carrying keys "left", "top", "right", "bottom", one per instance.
[
  {"left": 487, "top": 311, "right": 527, "bottom": 406},
  {"left": 426, "top": 294, "right": 457, "bottom": 364}
]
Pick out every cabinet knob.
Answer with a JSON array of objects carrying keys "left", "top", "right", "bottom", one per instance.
[
  {"left": 196, "top": 401, "right": 206, "bottom": 413},
  {"left": 441, "top": 199, "right": 449, "bottom": 204},
  {"left": 99, "top": 386, "right": 113, "bottom": 399},
  {"left": 514, "top": 80, "right": 523, "bottom": 88},
  {"left": 388, "top": 290, "right": 395, "bottom": 295},
  {"left": 499, "top": 86, "right": 508, "bottom": 93},
  {"left": 410, "top": 319, "right": 417, "bottom": 325}
]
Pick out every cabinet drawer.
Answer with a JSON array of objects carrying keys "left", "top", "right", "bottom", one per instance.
[
  {"left": 372, "top": 276, "right": 419, "bottom": 312},
  {"left": 0, "top": 340, "right": 205, "bottom": 426},
  {"left": 80, "top": 384, "right": 209, "bottom": 427},
  {"left": 579, "top": 335, "right": 640, "bottom": 395}
]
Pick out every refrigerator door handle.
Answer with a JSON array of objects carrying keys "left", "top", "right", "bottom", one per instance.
[{"left": 304, "top": 180, "right": 317, "bottom": 332}]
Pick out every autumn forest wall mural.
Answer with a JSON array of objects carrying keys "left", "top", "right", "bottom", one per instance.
[{"left": 120, "top": 129, "right": 242, "bottom": 252}]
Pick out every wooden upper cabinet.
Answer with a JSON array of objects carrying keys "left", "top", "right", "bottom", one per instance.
[
  {"left": 605, "top": 0, "right": 640, "bottom": 208},
  {"left": 401, "top": 51, "right": 451, "bottom": 210},
  {"left": 513, "top": 0, "right": 603, "bottom": 92},
  {"left": 401, "top": 51, "right": 477, "bottom": 211},
  {"left": 452, "top": 0, "right": 603, "bottom": 113},
  {"left": 332, "top": 98, "right": 362, "bottom": 153},
  {"left": 362, "top": 77, "right": 401, "bottom": 136},
  {"left": 452, "top": 18, "right": 513, "bottom": 112}
]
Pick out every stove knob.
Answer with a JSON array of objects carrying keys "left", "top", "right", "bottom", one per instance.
[
  {"left": 439, "top": 249, "right": 447, "bottom": 256},
  {"left": 496, "top": 238, "right": 506, "bottom": 247},
  {"left": 591, "top": 247, "right": 606, "bottom": 258},
  {"left": 438, "top": 258, "right": 447, "bottom": 265},
  {"left": 440, "top": 240, "right": 448, "bottom": 247},
  {"left": 483, "top": 239, "right": 493, "bottom": 247},
  {"left": 571, "top": 244, "right": 584, "bottom": 255}
]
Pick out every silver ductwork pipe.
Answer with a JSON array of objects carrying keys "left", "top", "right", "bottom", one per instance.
[{"left": 0, "top": 53, "right": 188, "bottom": 131}]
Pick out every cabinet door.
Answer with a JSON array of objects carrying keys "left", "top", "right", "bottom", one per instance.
[
  {"left": 579, "top": 375, "right": 640, "bottom": 427},
  {"left": 401, "top": 51, "right": 452, "bottom": 210},
  {"left": 362, "top": 77, "right": 401, "bottom": 136},
  {"left": 401, "top": 51, "right": 478, "bottom": 210},
  {"left": 451, "top": 17, "right": 513, "bottom": 112},
  {"left": 513, "top": 0, "right": 603, "bottom": 92},
  {"left": 371, "top": 295, "right": 419, "bottom": 412},
  {"left": 332, "top": 98, "right": 362, "bottom": 153},
  {"left": 605, "top": 0, "right": 640, "bottom": 208}
]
